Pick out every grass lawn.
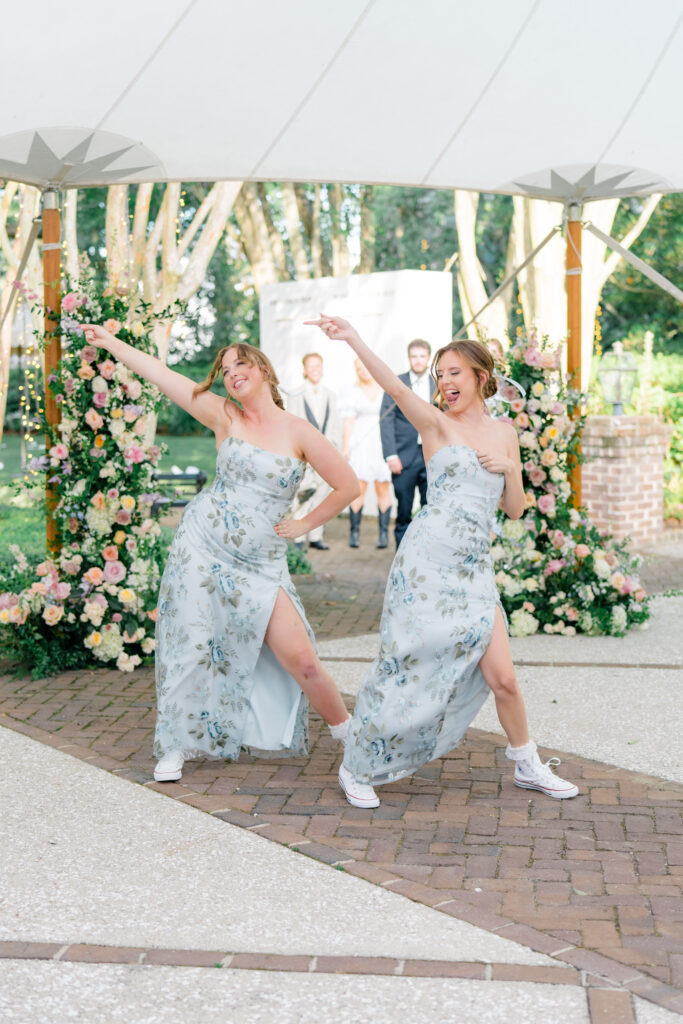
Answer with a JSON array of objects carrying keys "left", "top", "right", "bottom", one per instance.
[{"left": 0, "top": 434, "right": 219, "bottom": 565}]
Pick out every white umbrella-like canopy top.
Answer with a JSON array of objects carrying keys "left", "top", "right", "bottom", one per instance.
[{"left": 1, "top": 0, "right": 682, "bottom": 202}]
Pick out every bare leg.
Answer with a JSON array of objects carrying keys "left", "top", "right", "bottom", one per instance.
[
  {"left": 374, "top": 480, "right": 393, "bottom": 512},
  {"left": 478, "top": 605, "right": 530, "bottom": 747},
  {"left": 350, "top": 481, "right": 368, "bottom": 514},
  {"left": 264, "top": 589, "right": 348, "bottom": 726}
]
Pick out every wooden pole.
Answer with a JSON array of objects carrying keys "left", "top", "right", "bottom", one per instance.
[
  {"left": 566, "top": 202, "right": 582, "bottom": 507},
  {"left": 43, "top": 189, "right": 61, "bottom": 555}
]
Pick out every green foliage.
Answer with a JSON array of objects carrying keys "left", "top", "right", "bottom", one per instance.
[{"left": 286, "top": 542, "right": 313, "bottom": 576}]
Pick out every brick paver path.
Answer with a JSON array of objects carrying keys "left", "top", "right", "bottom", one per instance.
[{"left": 1, "top": 519, "right": 682, "bottom": 1019}]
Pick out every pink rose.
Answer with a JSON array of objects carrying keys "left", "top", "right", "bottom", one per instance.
[
  {"left": 81, "top": 346, "right": 98, "bottom": 363},
  {"left": 515, "top": 412, "right": 530, "bottom": 429},
  {"left": 0, "top": 592, "right": 18, "bottom": 610},
  {"left": 544, "top": 558, "right": 565, "bottom": 575},
  {"left": 102, "top": 545, "right": 119, "bottom": 561},
  {"left": 85, "top": 408, "right": 104, "bottom": 431},
  {"left": 115, "top": 509, "right": 132, "bottom": 525},
  {"left": 510, "top": 399, "right": 526, "bottom": 413},
  {"left": 635, "top": 588, "right": 646, "bottom": 602},
  {"left": 537, "top": 494, "right": 556, "bottom": 517},
  {"left": 551, "top": 530, "right": 564, "bottom": 548},
  {"left": 124, "top": 444, "right": 145, "bottom": 464},
  {"left": 93, "top": 391, "right": 108, "bottom": 408},
  {"left": 566, "top": 607, "right": 579, "bottom": 621},
  {"left": 98, "top": 359, "right": 117, "bottom": 380},
  {"left": 528, "top": 468, "right": 546, "bottom": 486},
  {"left": 125, "top": 380, "right": 143, "bottom": 401},
  {"left": 125, "top": 537, "right": 137, "bottom": 553},
  {"left": 524, "top": 349, "right": 543, "bottom": 367},
  {"left": 112, "top": 612, "right": 122, "bottom": 622},
  {"left": 551, "top": 402, "right": 564, "bottom": 415},
  {"left": 53, "top": 581, "right": 71, "bottom": 600},
  {"left": 107, "top": 488, "right": 119, "bottom": 500},
  {"left": 104, "top": 560, "right": 126, "bottom": 584},
  {"left": 147, "top": 445, "right": 161, "bottom": 462},
  {"left": 103, "top": 319, "right": 121, "bottom": 334},
  {"left": 62, "top": 292, "right": 79, "bottom": 312},
  {"left": 49, "top": 443, "right": 69, "bottom": 460},
  {"left": 575, "top": 544, "right": 590, "bottom": 560},
  {"left": 61, "top": 559, "right": 80, "bottom": 575}
]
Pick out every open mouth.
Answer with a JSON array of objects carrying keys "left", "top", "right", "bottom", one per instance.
[
  {"left": 444, "top": 388, "right": 460, "bottom": 405},
  {"left": 232, "top": 378, "right": 247, "bottom": 391}
]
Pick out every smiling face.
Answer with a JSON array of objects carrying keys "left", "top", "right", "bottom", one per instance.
[
  {"left": 221, "top": 347, "right": 264, "bottom": 402},
  {"left": 434, "top": 350, "right": 485, "bottom": 412},
  {"left": 303, "top": 355, "right": 324, "bottom": 385},
  {"left": 354, "top": 358, "right": 373, "bottom": 384}
]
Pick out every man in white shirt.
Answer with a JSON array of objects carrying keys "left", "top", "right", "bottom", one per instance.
[
  {"left": 286, "top": 352, "right": 341, "bottom": 550},
  {"left": 379, "top": 339, "right": 432, "bottom": 548}
]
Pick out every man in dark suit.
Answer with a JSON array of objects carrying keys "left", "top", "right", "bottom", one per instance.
[{"left": 380, "top": 338, "right": 432, "bottom": 548}]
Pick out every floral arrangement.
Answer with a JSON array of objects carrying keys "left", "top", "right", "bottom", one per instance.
[
  {"left": 0, "top": 260, "right": 167, "bottom": 677},
  {"left": 493, "top": 328, "right": 649, "bottom": 637}
]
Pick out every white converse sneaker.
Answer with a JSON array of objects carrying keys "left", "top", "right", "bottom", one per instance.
[
  {"left": 338, "top": 763, "right": 380, "bottom": 808},
  {"left": 154, "top": 750, "right": 184, "bottom": 782},
  {"left": 514, "top": 756, "right": 578, "bottom": 799}
]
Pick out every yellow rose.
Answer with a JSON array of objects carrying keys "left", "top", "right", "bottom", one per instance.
[
  {"left": 110, "top": 408, "right": 124, "bottom": 419},
  {"left": 120, "top": 495, "right": 135, "bottom": 511},
  {"left": 0, "top": 608, "right": 10, "bottom": 624},
  {"left": 131, "top": 321, "right": 145, "bottom": 338},
  {"left": 86, "top": 631, "right": 102, "bottom": 647},
  {"left": 532, "top": 382, "right": 544, "bottom": 397},
  {"left": 114, "top": 530, "right": 126, "bottom": 545},
  {"left": 119, "top": 589, "right": 136, "bottom": 604},
  {"left": 94, "top": 435, "right": 105, "bottom": 448}
]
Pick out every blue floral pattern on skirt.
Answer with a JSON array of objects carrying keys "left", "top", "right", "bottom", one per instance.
[
  {"left": 343, "top": 444, "right": 506, "bottom": 785},
  {"left": 153, "top": 437, "right": 311, "bottom": 760}
]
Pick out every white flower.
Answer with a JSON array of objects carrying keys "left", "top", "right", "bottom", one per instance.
[
  {"left": 117, "top": 652, "right": 142, "bottom": 672},
  {"left": 593, "top": 558, "right": 611, "bottom": 579},
  {"left": 579, "top": 611, "right": 593, "bottom": 633},
  {"left": 72, "top": 479, "right": 86, "bottom": 497},
  {"left": 92, "top": 375, "right": 108, "bottom": 393},
  {"left": 99, "top": 464, "right": 117, "bottom": 479},
  {"left": 93, "top": 623, "right": 124, "bottom": 662},
  {"left": 519, "top": 431, "right": 538, "bottom": 450},
  {"left": 490, "top": 544, "right": 505, "bottom": 562},
  {"left": 549, "top": 466, "right": 564, "bottom": 482},
  {"left": 142, "top": 637, "right": 155, "bottom": 654},
  {"left": 130, "top": 321, "right": 145, "bottom": 338},
  {"left": 509, "top": 609, "right": 539, "bottom": 637},
  {"left": 85, "top": 506, "right": 113, "bottom": 536},
  {"left": 109, "top": 419, "right": 125, "bottom": 438},
  {"left": 502, "top": 520, "right": 527, "bottom": 542},
  {"left": 610, "top": 605, "right": 627, "bottom": 635}
]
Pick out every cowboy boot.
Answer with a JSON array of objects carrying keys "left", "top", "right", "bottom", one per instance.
[
  {"left": 377, "top": 508, "right": 391, "bottom": 549},
  {"left": 349, "top": 508, "right": 362, "bottom": 548}
]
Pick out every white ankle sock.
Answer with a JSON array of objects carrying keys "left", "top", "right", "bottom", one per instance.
[
  {"left": 329, "top": 717, "right": 351, "bottom": 742},
  {"left": 505, "top": 740, "right": 537, "bottom": 763}
]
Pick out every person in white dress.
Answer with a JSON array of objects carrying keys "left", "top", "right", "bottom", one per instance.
[{"left": 341, "top": 359, "right": 393, "bottom": 549}]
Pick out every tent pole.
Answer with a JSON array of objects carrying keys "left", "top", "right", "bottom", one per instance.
[
  {"left": 566, "top": 202, "right": 582, "bottom": 507},
  {"left": 42, "top": 188, "right": 61, "bottom": 556}
]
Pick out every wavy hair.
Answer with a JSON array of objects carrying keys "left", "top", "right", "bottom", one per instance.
[
  {"left": 431, "top": 339, "right": 497, "bottom": 409},
  {"left": 193, "top": 343, "right": 285, "bottom": 413}
]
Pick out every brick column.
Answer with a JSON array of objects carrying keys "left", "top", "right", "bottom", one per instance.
[{"left": 581, "top": 415, "right": 672, "bottom": 547}]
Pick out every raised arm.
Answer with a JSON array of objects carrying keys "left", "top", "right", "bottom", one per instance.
[
  {"left": 305, "top": 315, "right": 441, "bottom": 444},
  {"left": 82, "top": 324, "right": 224, "bottom": 432}
]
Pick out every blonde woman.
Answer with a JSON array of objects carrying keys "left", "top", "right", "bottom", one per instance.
[
  {"left": 341, "top": 358, "right": 393, "bottom": 548},
  {"left": 82, "top": 325, "right": 358, "bottom": 782},
  {"left": 307, "top": 315, "right": 578, "bottom": 810}
]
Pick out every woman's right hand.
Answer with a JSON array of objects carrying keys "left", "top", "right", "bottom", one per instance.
[
  {"left": 82, "top": 324, "right": 117, "bottom": 351},
  {"left": 304, "top": 314, "right": 361, "bottom": 347}
]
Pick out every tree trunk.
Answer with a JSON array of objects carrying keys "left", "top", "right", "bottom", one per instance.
[
  {"left": 233, "top": 184, "right": 281, "bottom": 293},
  {"left": 359, "top": 185, "right": 376, "bottom": 274},
  {"left": 282, "top": 182, "right": 310, "bottom": 279},
  {"left": 453, "top": 190, "right": 509, "bottom": 341},
  {"left": 328, "top": 184, "right": 351, "bottom": 277}
]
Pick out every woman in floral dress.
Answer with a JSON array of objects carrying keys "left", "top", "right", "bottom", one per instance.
[
  {"left": 83, "top": 324, "right": 358, "bottom": 784},
  {"left": 307, "top": 315, "right": 579, "bottom": 809}
]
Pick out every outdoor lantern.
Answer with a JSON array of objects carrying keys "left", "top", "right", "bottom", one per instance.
[{"left": 597, "top": 342, "right": 639, "bottom": 416}]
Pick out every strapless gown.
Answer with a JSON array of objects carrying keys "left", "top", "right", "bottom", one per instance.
[
  {"left": 343, "top": 444, "right": 505, "bottom": 785},
  {"left": 153, "top": 437, "right": 312, "bottom": 760}
]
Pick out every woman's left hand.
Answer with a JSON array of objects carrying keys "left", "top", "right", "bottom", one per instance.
[
  {"left": 274, "top": 518, "right": 308, "bottom": 540},
  {"left": 476, "top": 449, "right": 513, "bottom": 475}
]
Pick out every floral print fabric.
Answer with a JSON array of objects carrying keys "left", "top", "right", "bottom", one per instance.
[
  {"left": 153, "top": 438, "right": 311, "bottom": 760},
  {"left": 344, "top": 445, "right": 505, "bottom": 785}
]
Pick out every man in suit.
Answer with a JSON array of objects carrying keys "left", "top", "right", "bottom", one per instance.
[
  {"left": 286, "top": 352, "right": 340, "bottom": 550},
  {"left": 380, "top": 338, "right": 432, "bottom": 548}
]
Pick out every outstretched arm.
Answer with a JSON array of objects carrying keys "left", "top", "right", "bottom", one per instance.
[
  {"left": 82, "top": 324, "right": 224, "bottom": 432},
  {"left": 305, "top": 315, "right": 441, "bottom": 444}
]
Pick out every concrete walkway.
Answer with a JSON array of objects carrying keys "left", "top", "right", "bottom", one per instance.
[{"left": 0, "top": 527, "right": 681, "bottom": 1022}]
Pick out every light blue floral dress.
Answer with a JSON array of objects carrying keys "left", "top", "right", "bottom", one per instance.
[
  {"left": 344, "top": 444, "right": 505, "bottom": 785},
  {"left": 153, "top": 438, "right": 311, "bottom": 761}
]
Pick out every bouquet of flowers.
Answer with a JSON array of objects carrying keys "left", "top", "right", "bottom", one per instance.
[
  {"left": 0, "top": 260, "right": 168, "bottom": 677},
  {"left": 494, "top": 328, "right": 649, "bottom": 637}
]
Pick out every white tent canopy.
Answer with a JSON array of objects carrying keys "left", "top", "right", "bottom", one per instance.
[{"left": 1, "top": 0, "right": 682, "bottom": 201}]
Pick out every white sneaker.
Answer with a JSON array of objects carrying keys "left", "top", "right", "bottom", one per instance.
[
  {"left": 154, "top": 750, "right": 184, "bottom": 782},
  {"left": 338, "top": 763, "right": 380, "bottom": 808},
  {"left": 514, "top": 756, "right": 579, "bottom": 799}
]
